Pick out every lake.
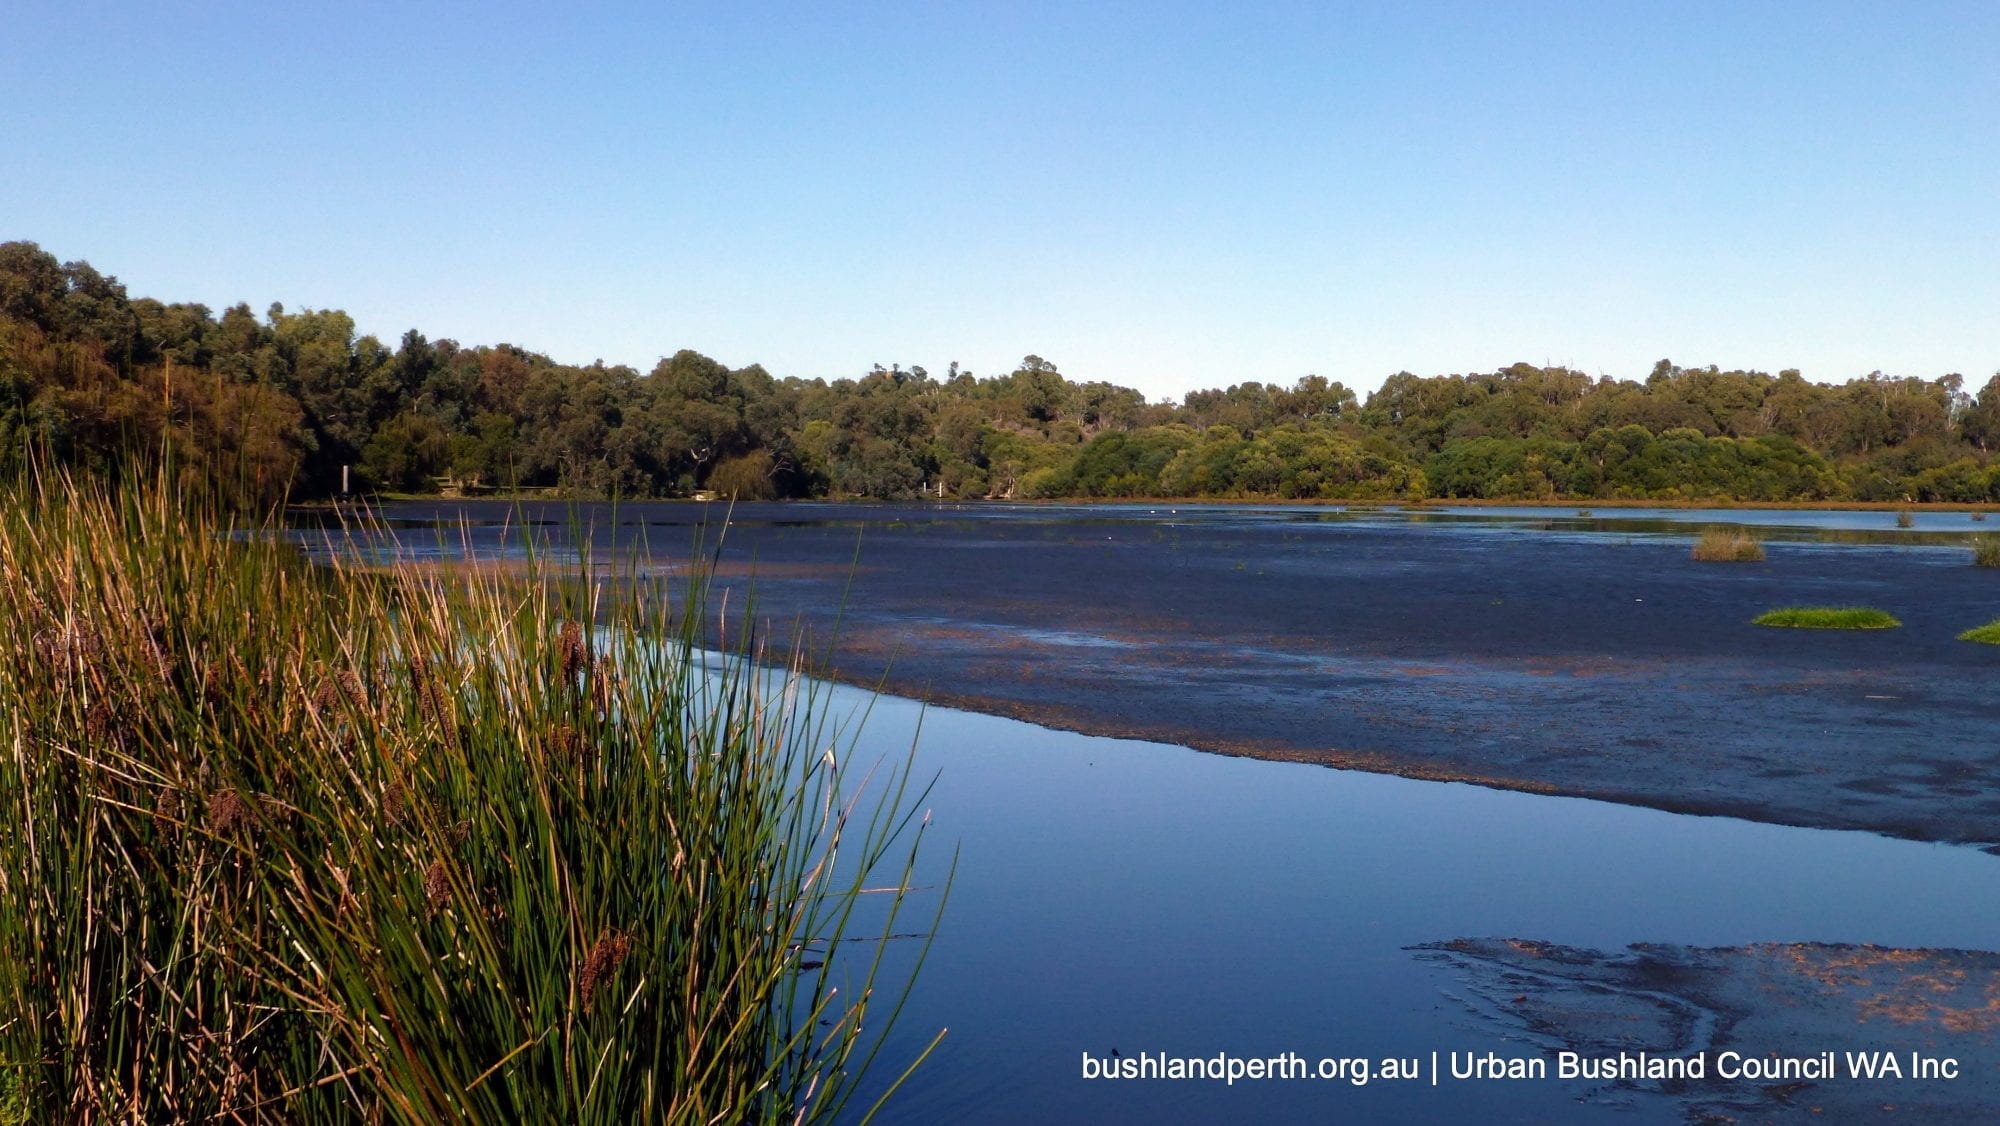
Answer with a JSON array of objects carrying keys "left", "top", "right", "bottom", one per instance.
[{"left": 291, "top": 501, "right": 2000, "bottom": 1122}]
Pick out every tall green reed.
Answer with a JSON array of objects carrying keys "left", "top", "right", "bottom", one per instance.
[{"left": 0, "top": 469, "right": 942, "bottom": 1122}]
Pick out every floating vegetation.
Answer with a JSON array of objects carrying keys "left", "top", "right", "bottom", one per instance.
[
  {"left": 1753, "top": 607, "right": 1901, "bottom": 630},
  {"left": 1897, "top": 509, "right": 1915, "bottom": 528},
  {"left": 1960, "top": 620, "right": 2000, "bottom": 644}
]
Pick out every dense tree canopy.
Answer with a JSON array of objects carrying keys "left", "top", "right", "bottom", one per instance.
[{"left": 3, "top": 240, "right": 1996, "bottom": 506}]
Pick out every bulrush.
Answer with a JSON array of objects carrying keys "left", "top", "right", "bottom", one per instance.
[
  {"left": 207, "top": 790, "right": 256, "bottom": 837},
  {"left": 0, "top": 470, "right": 938, "bottom": 1123},
  {"left": 409, "top": 651, "right": 459, "bottom": 746},
  {"left": 579, "top": 930, "right": 633, "bottom": 1009},
  {"left": 154, "top": 786, "right": 183, "bottom": 832},
  {"left": 422, "top": 859, "right": 452, "bottom": 917},
  {"left": 558, "top": 619, "right": 591, "bottom": 683},
  {"left": 381, "top": 779, "right": 412, "bottom": 826}
]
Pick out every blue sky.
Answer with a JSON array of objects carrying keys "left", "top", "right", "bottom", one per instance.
[{"left": 4, "top": 1, "right": 1994, "bottom": 401}]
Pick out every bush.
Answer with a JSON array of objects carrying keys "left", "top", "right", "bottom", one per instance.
[
  {"left": 1691, "top": 527, "right": 1765, "bottom": 562},
  {"left": 706, "top": 449, "right": 777, "bottom": 500}
]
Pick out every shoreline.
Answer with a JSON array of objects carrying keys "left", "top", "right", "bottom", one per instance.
[{"left": 354, "top": 498, "right": 2000, "bottom": 853}]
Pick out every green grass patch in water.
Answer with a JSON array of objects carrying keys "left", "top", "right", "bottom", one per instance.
[
  {"left": 1959, "top": 620, "right": 2000, "bottom": 644},
  {"left": 1753, "top": 607, "right": 1901, "bottom": 630}
]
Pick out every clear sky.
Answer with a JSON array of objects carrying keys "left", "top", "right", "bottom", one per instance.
[{"left": 4, "top": 1, "right": 1994, "bottom": 401}]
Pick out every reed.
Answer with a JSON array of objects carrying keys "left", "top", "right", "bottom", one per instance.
[
  {"left": 0, "top": 468, "right": 941, "bottom": 1123},
  {"left": 1690, "top": 526, "right": 1765, "bottom": 562},
  {"left": 1973, "top": 535, "right": 2000, "bottom": 568}
]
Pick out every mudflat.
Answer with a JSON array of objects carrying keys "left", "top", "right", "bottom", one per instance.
[{"left": 374, "top": 501, "right": 2000, "bottom": 848}]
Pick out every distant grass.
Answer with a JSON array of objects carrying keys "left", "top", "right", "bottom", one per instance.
[
  {"left": 1754, "top": 606, "right": 1901, "bottom": 630},
  {"left": 1691, "top": 526, "right": 1765, "bottom": 562},
  {"left": 1974, "top": 535, "right": 2000, "bottom": 568},
  {"left": 1960, "top": 621, "right": 2000, "bottom": 644}
]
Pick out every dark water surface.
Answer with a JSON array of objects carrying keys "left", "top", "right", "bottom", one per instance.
[
  {"left": 289, "top": 501, "right": 2000, "bottom": 1121},
  {"left": 832, "top": 688, "right": 2000, "bottom": 1124}
]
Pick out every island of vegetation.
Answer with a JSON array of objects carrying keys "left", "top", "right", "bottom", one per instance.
[{"left": 5, "top": 241, "right": 2000, "bottom": 508}]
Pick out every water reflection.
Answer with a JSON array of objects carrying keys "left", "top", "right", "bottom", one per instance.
[{"left": 835, "top": 688, "right": 2000, "bottom": 1124}]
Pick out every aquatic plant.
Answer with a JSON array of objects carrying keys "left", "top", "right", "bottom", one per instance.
[
  {"left": 0, "top": 469, "right": 942, "bottom": 1123},
  {"left": 1959, "top": 620, "right": 2000, "bottom": 644},
  {"left": 1753, "top": 607, "right": 1901, "bottom": 630},
  {"left": 1973, "top": 535, "right": 2000, "bottom": 568},
  {"left": 1896, "top": 509, "right": 1915, "bottom": 528},
  {"left": 1690, "top": 527, "right": 1765, "bottom": 562}
]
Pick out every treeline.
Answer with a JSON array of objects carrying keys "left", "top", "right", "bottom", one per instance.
[{"left": 4, "top": 239, "right": 1999, "bottom": 506}]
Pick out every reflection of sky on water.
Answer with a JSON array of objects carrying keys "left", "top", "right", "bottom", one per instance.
[
  {"left": 283, "top": 502, "right": 2000, "bottom": 1122},
  {"left": 826, "top": 685, "right": 2000, "bottom": 1124}
]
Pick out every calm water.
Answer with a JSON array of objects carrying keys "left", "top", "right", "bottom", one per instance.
[
  {"left": 294, "top": 502, "right": 2000, "bottom": 1122},
  {"left": 821, "top": 687, "right": 2000, "bottom": 1124}
]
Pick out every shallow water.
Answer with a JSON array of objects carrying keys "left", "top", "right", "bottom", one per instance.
[
  {"left": 827, "top": 687, "right": 2000, "bottom": 1124},
  {"left": 296, "top": 500, "right": 2000, "bottom": 1121}
]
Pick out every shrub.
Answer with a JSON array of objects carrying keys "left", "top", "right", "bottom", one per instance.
[
  {"left": 1691, "top": 526, "right": 1765, "bottom": 562},
  {"left": 1753, "top": 607, "right": 1901, "bottom": 630}
]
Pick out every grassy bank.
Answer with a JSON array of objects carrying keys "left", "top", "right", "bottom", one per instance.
[{"left": 0, "top": 472, "right": 939, "bottom": 1122}]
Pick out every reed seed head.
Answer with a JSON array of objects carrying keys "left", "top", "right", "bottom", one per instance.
[
  {"left": 579, "top": 930, "right": 632, "bottom": 1008},
  {"left": 382, "top": 780, "right": 411, "bottom": 826},
  {"left": 207, "top": 790, "right": 256, "bottom": 836},
  {"left": 422, "top": 859, "right": 451, "bottom": 916},
  {"left": 154, "top": 786, "right": 182, "bottom": 830},
  {"left": 558, "top": 620, "right": 590, "bottom": 683}
]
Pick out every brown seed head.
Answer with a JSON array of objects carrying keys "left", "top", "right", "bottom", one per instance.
[
  {"left": 207, "top": 790, "right": 256, "bottom": 836},
  {"left": 382, "top": 780, "right": 411, "bottom": 826},
  {"left": 558, "top": 620, "right": 590, "bottom": 683},
  {"left": 337, "top": 667, "right": 367, "bottom": 712},
  {"left": 154, "top": 786, "right": 182, "bottom": 830},
  {"left": 411, "top": 654, "right": 459, "bottom": 745},
  {"left": 579, "top": 930, "right": 633, "bottom": 1007},
  {"left": 310, "top": 665, "right": 341, "bottom": 715},
  {"left": 422, "top": 859, "right": 451, "bottom": 916}
]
